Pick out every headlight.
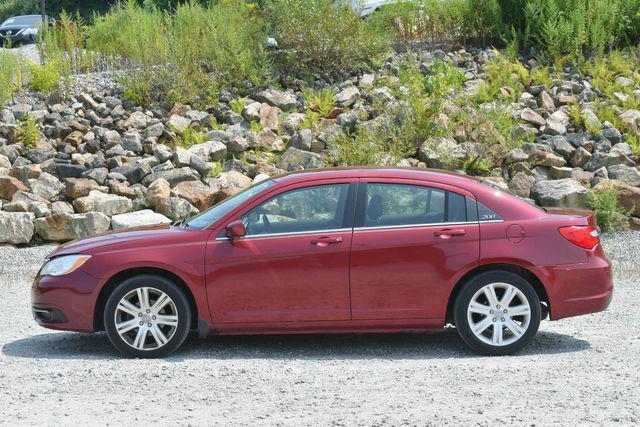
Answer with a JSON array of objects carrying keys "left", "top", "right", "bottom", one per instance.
[{"left": 40, "top": 255, "right": 91, "bottom": 277}]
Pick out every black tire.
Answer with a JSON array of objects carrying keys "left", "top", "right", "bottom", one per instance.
[
  {"left": 104, "top": 274, "right": 191, "bottom": 358},
  {"left": 454, "top": 271, "right": 541, "bottom": 356}
]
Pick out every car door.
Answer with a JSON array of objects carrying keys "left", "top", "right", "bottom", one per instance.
[
  {"left": 349, "top": 179, "right": 480, "bottom": 320},
  {"left": 206, "top": 179, "right": 357, "bottom": 324}
]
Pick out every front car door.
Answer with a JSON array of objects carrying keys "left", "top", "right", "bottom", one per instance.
[
  {"left": 349, "top": 179, "right": 480, "bottom": 321},
  {"left": 206, "top": 179, "right": 357, "bottom": 324}
]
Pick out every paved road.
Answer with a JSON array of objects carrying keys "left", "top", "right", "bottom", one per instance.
[{"left": 0, "top": 234, "right": 638, "bottom": 425}]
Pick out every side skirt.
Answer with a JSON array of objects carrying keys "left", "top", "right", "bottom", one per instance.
[{"left": 203, "top": 318, "right": 445, "bottom": 336}]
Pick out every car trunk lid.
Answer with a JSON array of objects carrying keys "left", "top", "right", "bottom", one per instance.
[{"left": 544, "top": 207, "right": 597, "bottom": 228}]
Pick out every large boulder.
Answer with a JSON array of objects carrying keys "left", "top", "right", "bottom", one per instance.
[
  {"left": 0, "top": 176, "right": 28, "bottom": 200},
  {"left": 156, "top": 197, "right": 198, "bottom": 221},
  {"left": 277, "top": 147, "right": 323, "bottom": 171},
  {"left": 34, "top": 212, "right": 111, "bottom": 241},
  {"left": 111, "top": 210, "right": 172, "bottom": 230},
  {"left": 0, "top": 212, "right": 34, "bottom": 244},
  {"left": 583, "top": 150, "right": 635, "bottom": 171},
  {"left": 253, "top": 87, "right": 299, "bottom": 111},
  {"left": 145, "top": 178, "right": 171, "bottom": 208},
  {"left": 508, "top": 172, "right": 536, "bottom": 198},
  {"left": 166, "top": 115, "right": 191, "bottom": 133},
  {"left": 606, "top": 164, "right": 640, "bottom": 187},
  {"left": 418, "top": 137, "right": 466, "bottom": 169},
  {"left": 171, "top": 180, "right": 217, "bottom": 212},
  {"left": 333, "top": 86, "right": 361, "bottom": 108},
  {"left": 64, "top": 178, "right": 100, "bottom": 198},
  {"left": 214, "top": 171, "right": 253, "bottom": 200},
  {"left": 74, "top": 190, "right": 133, "bottom": 216},
  {"left": 29, "top": 173, "right": 64, "bottom": 201},
  {"left": 141, "top": 167, "right": 199, "bottom": 187},
  {"left": 531, "top": 178, "right": 588, "bottom": 208}
]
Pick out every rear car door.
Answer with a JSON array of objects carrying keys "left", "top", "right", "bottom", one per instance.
[
  {"left": 206, "top": 179, "right": 357, "bottom": 323},
  {"left": 349, "top": 179, "right": 480, "bottom": 320}
]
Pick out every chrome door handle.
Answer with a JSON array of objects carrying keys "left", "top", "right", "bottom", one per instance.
[
  {"left": 311, "top": 236, "right": 343, "bottom": 246},
  {"left": 434, "top": 229, "right": 467, "bottom": 238}
]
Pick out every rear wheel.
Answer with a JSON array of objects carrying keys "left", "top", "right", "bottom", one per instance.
[
  {"left": 454, "top": 271, "right": 541, "bottom": 355},
  {"left": 104, "top": 275, "right": 191, "bottom": 358}
]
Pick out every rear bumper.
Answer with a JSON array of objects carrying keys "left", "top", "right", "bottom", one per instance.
[
  {"left": 541, "top": 248, "right": 613, "bottom": 320},
  {"left": 31, "top": 268, "right": 100, "bottom": 332}
]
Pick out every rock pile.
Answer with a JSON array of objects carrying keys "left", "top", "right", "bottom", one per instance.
[{"left": 0, "top": 47, "right": 639, "bottom": 244}]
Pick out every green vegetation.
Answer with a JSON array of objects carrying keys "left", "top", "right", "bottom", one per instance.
[
  {"left": 86, "top": 0, "right": 270, "bottom": 106},
  {"left": 0, "top": 51, "right": 21, "bottom": 105},
  {"left": 26, "top": 60, "right": 60, "bottom": 92},
  {"left": 587, "top": 184, "right": 631, "bottom": 231},
  {"left": 229, "top": 98, "right": 247, "bottom": 115},
  {"left": 18, "top": 114, "right": 41, "bottom": 149},
  {"left": 265, "top": 0, "right": 389, "bottom": 79},
  {"left": 472, "top": 52, "right": 530, "bottom": 104},
  {"left": 173, "top": 125, "right": 205, "bottom": 149}
]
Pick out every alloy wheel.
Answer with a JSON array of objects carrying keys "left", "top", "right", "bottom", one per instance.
[
  {"left": 466, "top": 282, "right": 531, "bottom": 346},
  {"left": 114, "top": 287, "right": 179, "bottom": 351}
]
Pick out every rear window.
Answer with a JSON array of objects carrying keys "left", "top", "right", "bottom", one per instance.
[{"left": 360, "top": 183, "right": 470, "bottom": 228}]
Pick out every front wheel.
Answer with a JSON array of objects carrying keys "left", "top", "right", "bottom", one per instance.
[
  {"left": 104, "top": 275, "right": 191, "bottom": 358},
  {"left": 454, "top": 271, "right": 541, "bottom": 355}
]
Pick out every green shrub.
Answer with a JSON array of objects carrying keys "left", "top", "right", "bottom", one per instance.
[
  {"left": 0, "top": 51, "right": 21, "bottom": 106},
  {"left": 331, "top": 118, "right": 417, "bottom": 166},
  {"left": 587, "top": 184, "right": 631, "bottom": 231},
  {"left": 423, "top": 59, "right": 466, "bottom": 97},
  {"left": 27, "top": 60, "right": 61, "bottom": 92},
  {"left": 473, "top": 52, "right": 530, "bottom": 103},
  {"left": 229, "top": 98, "right": 247, "bottom": 115},
  {"left": 18, "top": 114, "right": 41, "bottom": 149},
  {"left": 265, "top": 0, "right": 389, "bottom": 80},
  {"left": 302, "top": 88, "right": 335, "bottom": 117},
  {"left": 173, "top": 125, "right": 205, "bottom": 149},
  {"left": 523, "top": 0, "right": 640, "bottom": 62},
  {"left": 88, "top": 0, "right": 269, "bottom": 106}
]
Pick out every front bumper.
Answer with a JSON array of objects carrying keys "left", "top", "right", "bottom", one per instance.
[
  {"left": 542, "top": 247, "right": 613, "bottom": 320},
  {"left": 31, "top": 268, "right": 101, "bottom": 332},
  {"left": 1, "top": 34, "right": 36, "bottom": 44}
]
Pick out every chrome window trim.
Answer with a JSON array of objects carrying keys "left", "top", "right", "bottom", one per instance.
[
  {"left": 215, "top": 227, "right": 352, "bottom": 241},
  {"left": 353, "top": 219, "right": 504, "bottom": 232},
  {"left": 215, "top": 220, "right": 504, "bottom": 240}
]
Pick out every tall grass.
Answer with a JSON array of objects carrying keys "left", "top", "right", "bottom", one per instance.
[
  {"left": 0, "top": 51, "right": 21, "bottom": 106},
  {"left": 265, "top": 0, "right": 389, "bottom": 80},
  {"left": 86, "top": 0, "right": 269, "bottom": 106}
]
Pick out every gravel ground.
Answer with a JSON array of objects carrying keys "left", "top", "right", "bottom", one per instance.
[
  {"left": 0, "top": 233, "right": 639, "bottom": 426},
  {"left": 0, "top": 44, "right": 40, "bottom": 63}
]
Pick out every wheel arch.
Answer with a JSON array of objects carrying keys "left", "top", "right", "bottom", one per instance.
[
  {"left": 93, "top": 267, "right": 199, "bottom": 331},
  {"left": 445, "top": 263, "right": 550, "bottom": 324}
]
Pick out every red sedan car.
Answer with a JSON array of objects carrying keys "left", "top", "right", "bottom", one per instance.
[{"left": 32, "top": 168, "right": 613, "bottom": 357}]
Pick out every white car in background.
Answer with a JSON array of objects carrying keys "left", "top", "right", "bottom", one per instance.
[{"left": 351, "top": 0, "right": 399, "bottom": 16}]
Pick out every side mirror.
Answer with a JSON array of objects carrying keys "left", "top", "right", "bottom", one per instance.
[{"left": 225, "top": 220, "right": 246, "bottom": 239}]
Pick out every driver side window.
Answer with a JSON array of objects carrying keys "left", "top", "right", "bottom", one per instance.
[{"left": 240, "top": 183, "right": 350, "bottom": 236}]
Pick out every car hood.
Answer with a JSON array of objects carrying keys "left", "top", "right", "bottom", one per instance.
[
  {"left": 49, "top": 223, "right": 181, "bottom": 258},
  {"left": 0, "top": 25, "right": 30, "bottom": 31}
]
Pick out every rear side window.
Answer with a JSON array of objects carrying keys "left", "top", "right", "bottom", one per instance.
[
  {"left": 477, "top": 202, "right": 503, "bottom": 221},
  {"left": 361, "top": 183, "right": 469, "bottom": 228}
]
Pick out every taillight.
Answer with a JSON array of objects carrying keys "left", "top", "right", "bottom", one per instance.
[{"left": 559, "top": 226, "right": 599, "bottom": 249}]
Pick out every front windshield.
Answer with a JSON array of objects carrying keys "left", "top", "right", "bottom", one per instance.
[
  {"left": 1, "top": 16, "right": 42, "bottom": 27},
  {"left": 185, "top": 179, "right": 276, "bottom": 230}
]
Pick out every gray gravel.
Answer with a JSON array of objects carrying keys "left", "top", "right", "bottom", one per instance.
[
  {"left": 0, "top": 44, "right": 40, "bottom": 63},
  {"left": 0, "top": 234, "right": 639, "bottom": 425}
]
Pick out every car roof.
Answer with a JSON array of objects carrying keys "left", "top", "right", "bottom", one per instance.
[{"left": 273, "top": 167, "right": 483, "bottom": 186}]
